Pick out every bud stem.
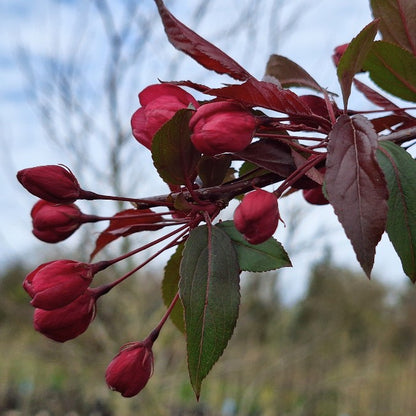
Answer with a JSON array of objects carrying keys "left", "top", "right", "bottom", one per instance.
[{"left": 93, "top": 227, "right": 189, "bottom": 296}]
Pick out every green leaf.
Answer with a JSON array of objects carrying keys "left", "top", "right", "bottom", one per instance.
[
  {"left": 363, "top": 41, "right": 416, "bottom": 102},
  {"left": 376, "top": 141, "right": 416, "bottom": 281},
  {"left": 179, "top": 224, "right": 240, "bottom": 399},
  {"left": 162, "top": 244, "right": 185, "bottom": 333},
  {"left": 217, "top": 220, "right": 292, "bottom": 272},
  {"left": 337, "top": 19, "right": 379, "bottom": 110},
  {"left": 152, "top": 109, "right": 201, "bottom": 185},
  {"left": 370, "top": 0, "right": 416, "bottom": 54}
]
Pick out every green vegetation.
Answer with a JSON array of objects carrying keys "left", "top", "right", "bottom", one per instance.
[{"left": 1, "top": 256, "right": 415, "bottom": 416}]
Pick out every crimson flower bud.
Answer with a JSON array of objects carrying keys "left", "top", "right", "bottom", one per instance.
[
  {"left": 303, "top": 187, "right": 329, "bottom": 205},
  {"left": 234, "top": 189, "right": 279, "bottom": 245},
  {"left": 23, "top": 260, "right": 97, "bottom": 310},
  {"left": 17, "top": 165, "right": 81, "bottom": 204},
  {"left": 190, "top": 101, "right": 256, "bottom": 156},
  {"left": 106, "top": 341, "right": 154, "bottom": 397},
  {"left": 131, "top": 84, "right": 199, "bottom": 149},
  {"left": 332, "top": 43, "right": 349, "bottom": 67},
  {"left": 33, "top": 289, "right": 97, "bottom": 342},
  {"left": 31, "top": 200, "right": 83, "bottom": 243}
]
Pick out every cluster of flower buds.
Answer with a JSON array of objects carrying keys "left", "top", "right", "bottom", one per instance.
[
  {"left": 131, "top": 84, "right": 257, "bottom": 156},
  {"left": 17, "top": 159, "right": 190, "bottom": 396},
  {"left": 16, "top": 77, "right": 328, "bottom": 398}
]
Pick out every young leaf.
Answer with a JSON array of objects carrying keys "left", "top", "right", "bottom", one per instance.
[
  {"left": 206, "top": 78, "right": 313, "bottom": 116},
  {"left": 376, "top": 141, "right": 416, "bottom": 282},
  {"left": 337, "top": 19, "right": 379, "bottom": 110},
  {"left": 234, "top": 139, "right": 296, "bottom": 178},
  {"left": 90, "top": 209, "right": 163, "bottom": 260},
  {"left": 179, "top": 224, "right": 240, "bottom": 399},
  {"left": 326, "top": 114, "right": 388, "bottom": 277},
  {"left": 264, "top": 54, "right": 323, "bottom": 92},
  {"left": 197, "top": 154, "right": 232, "bottom": 187},
  {"left": 217, "top": 220, "right": 292, "bottom": 272},
  {"left": 154, "top": 0, "right": 251, "bottom": 81},
  {"left": 162, "top": 243, "right": 185, "bottom": 333},
  {"left": 370, "top": 0, "right": 416, "bottom": 55},
  {"left": 363, "top": 41, "right": 416, "bottom": 102},
  {"left": 152, "top": 109, "right": 201, "bottom": 185}
]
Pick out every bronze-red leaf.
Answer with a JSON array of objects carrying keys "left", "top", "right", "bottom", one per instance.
[{"left": 326, "top": 114, "right": 388, "bottom": 277}]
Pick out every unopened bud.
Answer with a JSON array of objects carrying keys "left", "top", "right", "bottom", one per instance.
[
  {"left": 34, "top": 289, "right": 97, "bottom": 342},
  {"left": 17, "top": 165, "right": 81, "bottom": 204},
  {"left": 31, "top": 200, "right": 83, "bottom": 243},
  {"left": 106, "top": 341, "right": 154, "bottom": 397},
  {"left": 234, "top": 189, "right": 279, "bottom": 244},
  {"left": 131, "top": 84, "right": 199, "bottom": 149},
  {"left": 23, "top": 260, "right": 96, "bottom": 310},
  {"left": 190, "top": 101, "right": 256, "bottom": 156}
]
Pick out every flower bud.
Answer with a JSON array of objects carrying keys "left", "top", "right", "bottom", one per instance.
[
  {"left": 131, "top": 84, "right": 199, "bottom": 149},
  {"left": 234, "top": 189, "right": 279, "bottom": 244},
  {"left": 23, "top": 260, "right": 96, "bottom": 310},
  {"left": 303, "top": 187, "right": 329, "bottom": 205},
  {"left": 33, "top": 289, "right": 97, "bottom": 342},
  {"left": 31, "top": 200, "right": 83, "bottom": 243},
  {"left": 17, "top": 165, "right": 81, "bottom": 204},
  {"left": 106, "top": 341, "right": 154, "bottom": 397},
  {"left": 190, "top": 101, "right": 256, "bottom": 156}
]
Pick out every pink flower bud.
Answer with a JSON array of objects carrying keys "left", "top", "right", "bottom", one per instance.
[
  {"left": 23, "top": 260, "right": 96, "bottom": 310},
  {"left": 234, "top": 189, "right": 279, "bottom": 244},
  {"left": 106, "top": 341, "right": 154, "bottom": 397},
  {"left": 31, "top": 200, "right": 83, "bottom": 243},
  {"left": 17, "top": 165, "right": 81, "bottom": 204},
  {"left": 131, "top": 84, "right": 199, "bottom": 149},
  {"left": 190, "top": 101, "right": 256, "bottom": 156},
  {"left": 303, "top": 187, "right": 329, "bottom": 205},
  {"left": 33, "top": 289, "right": 97, "bottom": 342}
]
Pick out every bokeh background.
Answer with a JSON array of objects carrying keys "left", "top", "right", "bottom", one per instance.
[{"left": 1, "top": 1, "right": 416, "bottom": 415}]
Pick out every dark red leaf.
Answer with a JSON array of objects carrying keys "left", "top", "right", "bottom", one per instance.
[
  {"left": 353, "top": 78, "right": 401, "bottom": 110},
  {"left": 154, "top": 0, "right": 251, "bottom": 81},
  {"left": 234, "top": 140, "right": 318, "bottom": 189},
  {"left": 370, "top": 114, "right": 415, "bottom": 133},
  {"left": 264, "top": 54, "right": 323, "bottom": 92},
  {"left": 326, "top": 114, "right": 388, "bottom": 277},
  {"left": 206, "top": 78, "right": 312, "bottom": 116},
  {"left": 234, "top": 140, "right": 295, "bottom": 178},
  {"left": 90, "top": 209, "right": 163, "bottom": 259}
]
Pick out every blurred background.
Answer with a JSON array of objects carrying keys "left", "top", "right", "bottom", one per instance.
[{"left": 1, "top": 1, "right": 416, "bottom": 415}]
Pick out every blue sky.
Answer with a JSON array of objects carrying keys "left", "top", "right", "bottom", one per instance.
[{"left": 1, "top": 0, "right": 407, "bottom": 302}]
